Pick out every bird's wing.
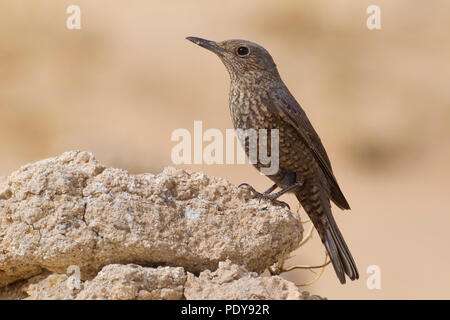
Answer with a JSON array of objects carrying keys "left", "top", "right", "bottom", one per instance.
[{"left": 268, "top": 87, "right": 351, "bottom": 210}]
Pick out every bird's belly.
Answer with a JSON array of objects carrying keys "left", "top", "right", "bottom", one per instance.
[{"left": 230, "top": 101, "right": 276, "bottom": 131}]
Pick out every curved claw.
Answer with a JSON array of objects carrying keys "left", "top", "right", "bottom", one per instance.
[
  {"left": 273, "top": 199, "right": 290, "bottom": 210},
  {"left": 257, "top": 193, "right": 290, "bottom": 209},
  {"left": 238, "top": 183, "right": 255, "bottom": 192},
  {"left": 238, "top": 183, "right": 262, "bottom": 199},
  {"left": 238, "top": 182, "right": 290, "bottom": 210},
  {"left": 257, "top": 193, "right": 265, "bottom": 205}
]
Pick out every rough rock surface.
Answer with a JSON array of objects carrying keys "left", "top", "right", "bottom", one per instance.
[
  {"left": 22, "top": 264, "right": 186, "bottom": 300},
  {"left": 185, "top": 260, "right": 324, "bottom": 300},
  {"left": 76, "top": 264, "right": 186, "bottom": 300},
  {"left": 0, "top": 151, "right": 303, "bottom": 289},
  {"left": 0, "top": 261, "right": 323, "bottom": 300}
]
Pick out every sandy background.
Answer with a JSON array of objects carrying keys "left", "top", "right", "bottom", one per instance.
[{"left": 1, "top": 0, "right": 449, "bottom": 299}]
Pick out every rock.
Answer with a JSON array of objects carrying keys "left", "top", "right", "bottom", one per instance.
[
  {"left": 17, "top": 264, "right": 185, "bottom": 300},
  {"left": 184, "top": 260, "right": 323, "bottom": 300},
  {"left": 25, "top": 272, "right": 77, "bottom": 300},
  {"left": 76, "top": 264, "right": 186, "bottom": 300},
  {"left": 0, "top": 278, "right": 28, "bottom": 300},
  {"left": 0, "top": 151, "right": 303, "bottom": 287},
  {"left": 0, "top": 261, "right": 324, "bottom": 300}
]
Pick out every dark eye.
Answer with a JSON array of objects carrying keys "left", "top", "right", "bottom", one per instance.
[{"left": 236, "top": 46, "right": 249, "bottom": 56}]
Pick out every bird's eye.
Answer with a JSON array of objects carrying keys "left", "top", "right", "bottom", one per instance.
[{"left": 236, "top": 46, "right": 249, "bottom": 56}]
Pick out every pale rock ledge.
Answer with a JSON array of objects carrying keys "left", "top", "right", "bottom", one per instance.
[{"left": 0, "top": 151, "right": 314, "bottom": 299}]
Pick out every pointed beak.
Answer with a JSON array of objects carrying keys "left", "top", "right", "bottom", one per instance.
[{"left": 186, "top": 36, "right": 224, "bottom": 55}]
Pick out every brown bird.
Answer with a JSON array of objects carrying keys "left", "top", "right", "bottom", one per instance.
[{"left": 186, "top": 36, "right": 358, "bottom": 284}]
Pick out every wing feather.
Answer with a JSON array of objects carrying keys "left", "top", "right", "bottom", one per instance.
[{"left": 269, "top": 87, "right": 350, "bottom": 210}]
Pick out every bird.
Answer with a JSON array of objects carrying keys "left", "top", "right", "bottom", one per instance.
[{"left": 186, "top": 36, "right": 359, "bottom": 284}]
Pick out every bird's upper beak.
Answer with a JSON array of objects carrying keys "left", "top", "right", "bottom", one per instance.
[{"left": 186, "top": 36, "right": 224, "bottom": 55}]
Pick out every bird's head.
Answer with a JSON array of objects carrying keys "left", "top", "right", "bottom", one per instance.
[{"left": 186, "top": 37, "right": 280, "bottom": 82}]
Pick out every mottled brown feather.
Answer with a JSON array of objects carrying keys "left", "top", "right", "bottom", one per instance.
[{"left": 268, "top": 87, "right": 351, "bottom": 210}]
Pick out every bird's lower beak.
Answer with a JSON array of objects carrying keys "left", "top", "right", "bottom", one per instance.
[{"left": 186, "top": 36, "right": 224, "bottom": 55}]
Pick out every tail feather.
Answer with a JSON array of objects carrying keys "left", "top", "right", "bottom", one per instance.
[
  {"left": 296, "top": 189, "right": 359, "bottom": 284},
  {"left": 295, "top": 186, "right": 359, "bottom": 284},
  {"left": 323, "top": 210, "right": 359, "bottom": 284},
  {"left": 323, "top": 227, "right": 346, "bottom": 284}
]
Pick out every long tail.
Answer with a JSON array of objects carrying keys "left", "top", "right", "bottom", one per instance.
[{"left": 296, "top": 189, "right": 359, "bottom": 284}]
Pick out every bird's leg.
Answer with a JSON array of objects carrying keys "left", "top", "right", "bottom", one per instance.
[
  {"left": 238, "top": 172, "right": 303, "bottom": 209},
  {"left": 261, "top": 180, "right": 304, "bottom": 201},
  {"left": 253, "top": 183, "right": 278, "bottom": 199},
  {"left": 238, "top": 183, "right": 291, "bottom": 208},
  {"left": 238, "top": 183, "right": 277, "bottom": 199},
  {"left": 255, "top": 179, "right": 304, "bottom": 209},
  {"left": 238, "top": 183, "right": 298, "bottom": 210},
  {"left": 260, "top": 183, "right": 278, "bottom": 196}
]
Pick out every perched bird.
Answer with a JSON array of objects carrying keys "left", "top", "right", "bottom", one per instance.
[{"left": 186, "top": 36, "right": 358, "bottom": 284}]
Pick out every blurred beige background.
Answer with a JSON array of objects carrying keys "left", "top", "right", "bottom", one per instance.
[{"left": 1, "top": 0, "right": 449, "bottom": 299}]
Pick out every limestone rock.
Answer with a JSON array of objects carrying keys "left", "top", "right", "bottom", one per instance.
[
  {"left": 0, "top": 278, "right": 27, "bottom": 300},
  {"left": 77, "top": 264, "right": 186, "bottom": 300},
  {"left": 0, "top": 151, "right": 303, "bottom": 287},
  {"left": 0, "top": 261, "right": 324, "bottom": 300},
  {"left": 19, "top": 264, "right": 185, "bottom": 300},
  {"left": 184, "top": 260, "right": 323, "bottom": 300},
  {"left": 25, "top": 272, "right": 77, "bottom": 300}
]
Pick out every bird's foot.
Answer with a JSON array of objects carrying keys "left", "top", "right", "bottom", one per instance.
[
  {"left": 238, "top": 183, "right": 290, "bottom": 209},
  {"left": 238, "top": 183, "right": 262, "bottom": 198},
  {"left": 257, "top": 193, "right": 291, "bottom": 209}
]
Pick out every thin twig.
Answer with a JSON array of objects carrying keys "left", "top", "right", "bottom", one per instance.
[
  {"left": 283, "top": 259, "right": 331, "bottom": 272},
  {"left": 298, "top": 223, "right": 315, "bottom": 248},
  {"left": 268, "top": 213, "right": 330, "bottom": 286},
  {"left": 296, "top": 252, "right": 330, "bottom": 287}
]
